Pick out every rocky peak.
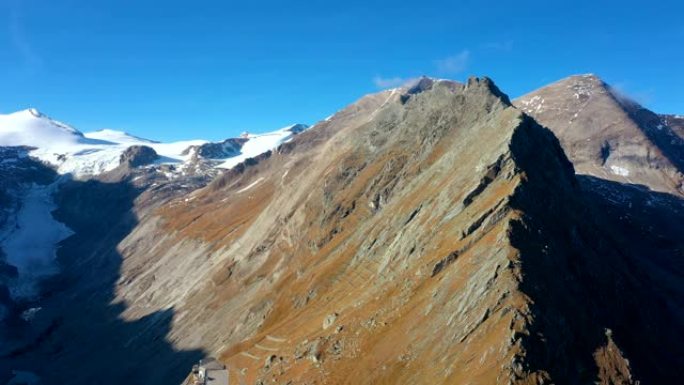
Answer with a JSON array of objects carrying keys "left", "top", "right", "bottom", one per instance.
[
  {"left": 407, "top": 76, "right": 436, "bottom": 94},
  {"left": 514, "top": 74, "right": 684, "bottom": 196},
  {"left": 119, "top": 145, "right": 159, "bottom": 167},
  {"left": 465, "top": 76, "right": 512, "bottom": 105},
  {"left": 399, "top": 76, "right": 435, "bottom": 103}
]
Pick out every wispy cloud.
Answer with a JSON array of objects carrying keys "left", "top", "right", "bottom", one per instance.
[
  {"left": 8, "top": 1, "right": 42, "bottom": 71},
  {"left": 373, "top": 49, "right": 470, "bottom": 89},
  {"left": 372, "top": 76, "right": 415, "bottom": 89},
  {"left": 610, "top": 82, "right": 655, "bottom": 107},
  {"left": 434, "top": 50, "right": 470, "bottom": 74}
]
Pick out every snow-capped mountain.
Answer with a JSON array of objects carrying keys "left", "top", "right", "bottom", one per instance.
[
  {"left": 0, "top": 109, "right": 85, "bottom": 146},
  {"left": 0, "top": 108, "right": 308, "bottom": 177}
]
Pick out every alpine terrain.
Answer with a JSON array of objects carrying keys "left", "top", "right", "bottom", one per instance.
[{"left": 0, "top": 76, "right": 682, "bottom": 385}]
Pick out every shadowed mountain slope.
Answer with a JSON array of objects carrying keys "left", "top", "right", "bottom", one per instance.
[{"left": 0, "top": 169, "right": 205, "bottom": 385}]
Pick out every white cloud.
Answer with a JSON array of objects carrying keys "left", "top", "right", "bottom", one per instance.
[{"left": 435, "top": 50, "right": 470, "bottom": 74}]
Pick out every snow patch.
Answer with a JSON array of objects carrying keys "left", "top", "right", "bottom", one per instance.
[
  {"left": 21, "top": 306, "right": 42, "bottom": 321},
  {"left": 236, "top": 177, "right": 264, "bottom": 193},
  {"left": 518, "top": 95, "right": 546, "bottom": 114},
  {"left": 610, "top": 165, "right": 630, "bottom": 177},
  {"left": 216, "top": 124, "right": 306, "bottom": 169}
]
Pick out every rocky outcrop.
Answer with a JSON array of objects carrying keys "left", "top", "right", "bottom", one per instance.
[
  {"left": 284, "top": 123, "right": 309, "bottom": 134},
  {"left": 183, "top": 138, "right": 247, "bottom": 160},
  {"left": 119, "top": 145, "right": 159, "bottom": 167},
  {"left": 661, "top": 114, "right": 684, "bottom": 140}
]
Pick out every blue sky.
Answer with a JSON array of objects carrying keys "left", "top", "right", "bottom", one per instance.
[{"left": 1, "top": 0, "right": 682, "bottom": 141}]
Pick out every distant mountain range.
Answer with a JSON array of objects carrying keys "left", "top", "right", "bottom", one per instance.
[
  {"left": 0, "top": 108, "right": 308, "bottom": 176},
  {"left": 0, "top": 75, "right": 682, "bottom": 385}
]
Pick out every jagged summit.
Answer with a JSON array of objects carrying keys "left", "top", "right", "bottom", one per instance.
[
  {"left": 465, "top": 76, "right": 512, "bottom": 105},
  {"left": 394, "top": 75, "right": 511, "bottom": 109},
  {"left": 405, "top": 76, "right": 437, "bottom": 94}
]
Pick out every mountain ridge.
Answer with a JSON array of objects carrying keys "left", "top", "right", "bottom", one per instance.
[{"left": 0, "top": 74, "right": 682, "bottom": 385}]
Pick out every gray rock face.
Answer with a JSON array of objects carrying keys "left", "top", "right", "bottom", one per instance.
[
  {"left": 184, "top": 138, "right": 247, "bottom": 160},
  {"left": 661, "top": 114, "right": 684, "bottom": 140},
  {"left": 118, "top": 145, "right": 159, "bottom": 167},
  {"left": 285, "top": 123, "right": 309, "bottom": 134}
]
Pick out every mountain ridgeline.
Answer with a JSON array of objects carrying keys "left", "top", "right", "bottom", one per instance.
[{"left": 0, "top": 76, "right": 682, "bottom": 385}]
